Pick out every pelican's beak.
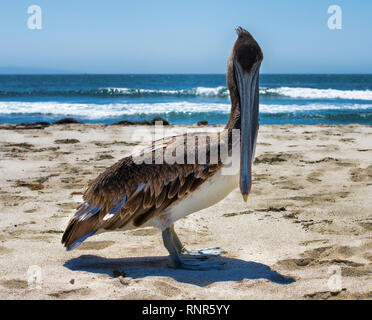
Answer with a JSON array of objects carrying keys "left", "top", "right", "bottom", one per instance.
[{"left": 235, "top": 61, "right": 260, "bottom": 202}]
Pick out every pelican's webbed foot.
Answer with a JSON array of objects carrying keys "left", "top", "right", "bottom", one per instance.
[
  {"left": 180, "top": 247, "right": 224, "bottom": 258},
  {"left": 170, "top": 225, "right": 224, "bottom": 258},
  {"left": 162, "top": 225, "right": 224, "bottom": 270}
]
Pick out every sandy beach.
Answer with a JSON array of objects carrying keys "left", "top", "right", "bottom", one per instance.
[{"left": 0, "top": 122, "right": 371, "bottom": 300}]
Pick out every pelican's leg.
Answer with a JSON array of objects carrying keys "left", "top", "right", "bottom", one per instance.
[
  {"left": 168, "top": 225, "right": 186, "bottom": 253},
  {"left": 162, "top": 226, "right": 223, "bottom": 270},
  {"left": 170, "top": 225, "right": 224, "bottom": 258}
]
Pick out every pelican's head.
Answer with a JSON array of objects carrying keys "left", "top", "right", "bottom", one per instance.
[{"left": 231, "top": 27, "right": 263, "bottom": 202}]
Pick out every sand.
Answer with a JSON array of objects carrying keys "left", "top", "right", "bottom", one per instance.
[{"left": 0, "top": 123, "right": 371, "bottom": 300}]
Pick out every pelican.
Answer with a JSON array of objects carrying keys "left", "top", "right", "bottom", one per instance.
[{"left": 62, "top": 27, "right": 263, "bottom": 270}]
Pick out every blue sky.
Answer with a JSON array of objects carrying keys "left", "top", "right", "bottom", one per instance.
[{"left": 0, "top": 0, "right": 371, "bottom": 73}]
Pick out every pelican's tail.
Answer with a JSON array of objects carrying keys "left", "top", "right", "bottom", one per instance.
[{"left": 61, "top": 202, "right": 102, "bottom": 250}]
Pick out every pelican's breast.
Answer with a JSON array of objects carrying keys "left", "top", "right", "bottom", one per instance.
[{"left": 151, "top": 168, "right": 239, "bottom": 230}]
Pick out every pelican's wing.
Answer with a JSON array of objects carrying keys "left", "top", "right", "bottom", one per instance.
[{"left": 61, "top": 133, "right": 221, "bottom": 250}]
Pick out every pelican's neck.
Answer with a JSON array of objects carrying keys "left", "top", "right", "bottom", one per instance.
[
  {"left": 225, "top": 98, "right": 240, "bottom": 130},
  {"left": 225, "top": 51, "right": 241, "bottom": 130}
]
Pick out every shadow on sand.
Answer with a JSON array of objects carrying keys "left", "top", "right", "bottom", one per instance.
[{"left": 64, "top": 255, "right": 295, "bottom": 286}]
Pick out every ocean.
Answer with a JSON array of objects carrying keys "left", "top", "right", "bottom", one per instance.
[{"left": 0, "top": 74, "right": 372, "bottom": 125}]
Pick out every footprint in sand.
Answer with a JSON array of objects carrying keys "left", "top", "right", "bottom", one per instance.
[
  {"left": 254, "top": 152, "right": 301, "bottom": 165},
  {"left": 275, "top": 244, "right": 370, "bottom": 280},
  {"left": 0, "top": 279, "right": 28, "bottom": 289},
  {"left": 48, "top": 287, "right": 91, "bottom": 299},
  {"left": 306, "top": 170, "right": 324, "bottom": 183},
  {"left": 76, "top": 241, "right": 115, "bottom": 250},
  {"left": 349, "top": 165, "right": 372, "bottom": 182},
  {"left": 54, "top": 139, "right": 80, "bottom": 144},
  {"left": 151, "top": 280, "right": 182, "bottom": 298}
]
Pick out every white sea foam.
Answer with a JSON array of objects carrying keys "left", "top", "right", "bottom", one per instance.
[
  {"left": 100, "top": 86, "right": 228, "bottom": 97},
  {"left": 262, "top": 87, "right": 372, "bottom": 100},
  {"left": 106, "top": 86, "right": 372, "bottom": 100},
  {"left": 1, "top": 101, "right": 371, "bottom": 119},
  {"left": 0, "top": 101, "right": 230, "bottom": 118},
  {"left": 194, "top": 86, "right": 227, "bottom": 96},
  {"left": 260, "top": 103, "right": 372, "bottom": 113}
]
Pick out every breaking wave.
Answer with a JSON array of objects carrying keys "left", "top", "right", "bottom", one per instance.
[
  {"left": 1, "top": 101, "right": 371, "bottom": 119},
  {"left": 0, "top": 87, "right": 229, "bottom": 98},
  {"left": 1, "top": 86, "right": 372, "bottom": 100}
]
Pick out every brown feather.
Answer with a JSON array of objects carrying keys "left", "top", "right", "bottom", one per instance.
[
  {"left": 178, "top": 173, "right": 194, "bottom": 198},
  {"left": 168, "top": 177, "right": 180, "bottom": 199},
  {"left": 143, "top": 185, "right": 154, "bottom": 208},
  {"left": 155, "top": 184, "right": 168, "bottom": 208},
  {"left": 61, "top": 214, "right": 100, "bottom": 249}
]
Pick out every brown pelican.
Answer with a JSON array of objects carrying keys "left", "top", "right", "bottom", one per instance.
[{"left": 62, "top": 27, "right": 263, "bottom": 270}]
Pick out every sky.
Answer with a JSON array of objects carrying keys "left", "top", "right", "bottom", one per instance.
[{"left": 0, "top": 0, "right": 371, "bottom": 74}]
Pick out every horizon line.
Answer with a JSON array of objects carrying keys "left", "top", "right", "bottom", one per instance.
[{"left": 0, "top": 72, "right": 372, "bottom": 76}]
